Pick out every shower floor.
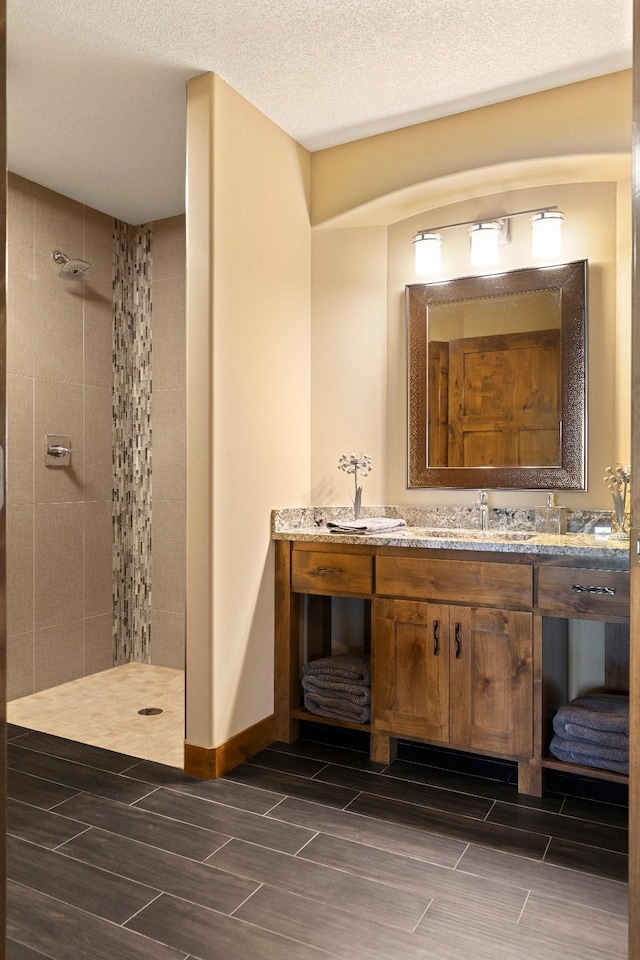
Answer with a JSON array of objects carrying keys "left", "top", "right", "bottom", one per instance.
[{"left": 7, "top": 663, "right": 185, "bottom": 769}]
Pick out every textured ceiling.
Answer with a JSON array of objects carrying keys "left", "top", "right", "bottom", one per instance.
[{"left": 7, "top": 0, "right": 632, "bottom": 223}]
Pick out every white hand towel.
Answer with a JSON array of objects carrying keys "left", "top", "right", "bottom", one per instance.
[{"left": 327, "top": 518, "right": 407, "bottom": 534}]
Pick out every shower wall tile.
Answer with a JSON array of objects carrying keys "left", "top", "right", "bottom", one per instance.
[
  {"left": 84, "top": 501, "right": 113, "bottom": 619},
  {"left": 7, "top": 503, "right": 34, "bottom": 637},
  {"left": 153, "top": 389, "right": 186, "bottom": 501},
  {"left": 7, "top": 243, "right": 36, "bottom": 378},
  {"left": 34, "top": 619, "right": 84, "bottom": 692},
  {"left": 33, "top": 182, "right": 84, "bottom": 261},
  {"left": 84, "top": 386, "right": 113, "bottom": 502},
  {"left": 34, "top": 502, "right": 84, "bottom": 630},
  {"left": 34, "top": 379, "right": 84, "bottom": 503},
  {"left": 7, "top": 235, "right": 36, "bottom": 283},
  {"left": 84, "top": 272, "right": 115, "bottom": 388},
  {"left": 7, "top": 374, "right": 34, "bottom": 505},
  {"left": 150, "top": 611, "right": 185, "bottom": 670},
  {"left": 84, "top": 614, "right": 115, "bottom": 676},
  {"left": 8, "top": 174, "right": 35, "bottom": 249},
  {"left": 151, "top": 500, "right": 186, "bottom": 616},
  {"left": 149, "top": 213, "right": 186, "bottom": 670},
  {"left": 83, "top": 207, "right": 114, "bottom": 276},
  {"left": 8, "top": 174, "right": 116, "bottom": 698},
  {"left": 152, "top": 215, "right": 185, "bottom": 281},
  {"left": 33, "top": 253, "right": 84, "bottom": 384},
  {"left": 152, "top": 276, "right": 186, "bottom": 390},
  {"left": 7, "top": 632, "right": 35, "bottom": 701}
]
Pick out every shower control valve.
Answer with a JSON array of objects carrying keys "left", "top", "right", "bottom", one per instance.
[{"left": 44, "top": 435, "right": 72, "bottom": 467}]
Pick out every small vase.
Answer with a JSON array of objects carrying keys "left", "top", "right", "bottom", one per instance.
[
  {"left": 609, "top": 503, "right": 630, "bottom": 541},
  {"left": 607, "top": 465, "right": 630, "bottom": 541},
  {"left": 609, "top": 511, "right": 630, "bottom": 541},
  {"left": 353, "top": 487, "right": 362, "bottom": 521}
]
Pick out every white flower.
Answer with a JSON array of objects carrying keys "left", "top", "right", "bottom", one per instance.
[
  {"left": 338, "top": 452, "right": 372, "bottom": 476},
  {"left": 604, "top": 465, "right": 630, "bottom": 490},
  {"left": 338, "top": 452, "right": 373, "bottom": 520}
]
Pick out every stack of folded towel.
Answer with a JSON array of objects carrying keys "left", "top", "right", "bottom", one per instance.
[
  {"left": 549, "top": 693, "right": 629, "bottom": 774},
  {"left": 302, "top": 653, "right": 371, "bottom": 723}
]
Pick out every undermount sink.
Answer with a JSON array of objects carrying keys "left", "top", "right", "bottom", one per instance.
[{"left": 406, "top": 528, "right": 536, "bottom": 542}]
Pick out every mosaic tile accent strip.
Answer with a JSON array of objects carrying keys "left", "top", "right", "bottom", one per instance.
[{"left": 113, "top": 221, "right": 152, "bottom": 664}]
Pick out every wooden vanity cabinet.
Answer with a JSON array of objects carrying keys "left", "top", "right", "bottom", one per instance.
[
  {"left": 274, "top": 539, "right": 629, "bottom": 796},
  {"left": 372, "top": 598, "right": 533, "bottom": 761}
]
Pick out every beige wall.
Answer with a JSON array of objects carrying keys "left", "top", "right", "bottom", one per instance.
[
  {"left": 185, "top": 70, "right": 632, "bottom": 749},
  {"left": 311, "top": 71, "right": 632, "bottom": 226},
  {"left": 310, "top": 227, "right": 388, "bottom": 506},
  {"left": 616, "top": 178, "right": 632, "bottom": 462},
  {"left": 310, "top": 181, "right": 630, "bottom": 512},
  {"left": 6, "top": 173, "right": 114, "bottom": 699},
  {"left": 150, "top": 214, "right": 186, "bottom": 669},
  {"left": 310, "top": 76, "right": 632, "bottom": 513},
  {"left": 186, "top": 74, "right": 311, "bottom": 748}
]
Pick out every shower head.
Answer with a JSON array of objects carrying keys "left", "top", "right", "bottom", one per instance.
[{"left": 52, "top": 250, "right": 90, "bottom": 281}]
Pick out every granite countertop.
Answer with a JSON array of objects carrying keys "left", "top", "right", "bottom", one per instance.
[{"left": 271, "top": 507, "right": 630, "bottom": 560}]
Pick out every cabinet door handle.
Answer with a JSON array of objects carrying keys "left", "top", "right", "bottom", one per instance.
[
  {"left": 455, "top": 622, "right": 462, "bottom": 659},
  {"left": 433, "top": 620, "right": 440, "bottom": 656},
  {"left": 571, "top": 584, "right": 616, "bottom": 596}
]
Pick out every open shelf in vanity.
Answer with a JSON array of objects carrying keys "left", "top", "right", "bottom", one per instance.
[{"left": 273, "top": 531, "right": 630, "bottom": 797}]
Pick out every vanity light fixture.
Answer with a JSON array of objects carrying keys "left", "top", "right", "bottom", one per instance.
[
  {"left": 530, "top": 209, "right": 564, "bottom": 259},
  {"left": 413, "top": 231, "right": 442, "bottom": 275},
  {"left": 469, "top": 220, "right": 502, "bottom": 268},
  {"left": 412, "top": 206, "right": 563, "bottom": 276}
]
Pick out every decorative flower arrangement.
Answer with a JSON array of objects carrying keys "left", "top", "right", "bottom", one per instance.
[
  {"left": 338, "top": 452, "right": 372, "bottom": 520},
  {"left": 604, "top": 464, "right": 630, "bottom": 540}
]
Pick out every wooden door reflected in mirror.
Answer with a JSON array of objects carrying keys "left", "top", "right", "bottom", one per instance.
[{"left": 407, "top": 260, "right": 587, "bottom": 489}]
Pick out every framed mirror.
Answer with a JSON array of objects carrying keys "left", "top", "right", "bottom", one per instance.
[{"left": 407, "top": 259, "right": 587, "bottom": 489}]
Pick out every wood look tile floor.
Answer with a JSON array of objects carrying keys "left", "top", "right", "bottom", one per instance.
[{"left": 6, "top": 722, "right": 629, "bottom": 960}]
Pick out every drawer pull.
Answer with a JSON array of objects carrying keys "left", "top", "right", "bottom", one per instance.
[
  {"left": 455, "top": 622, "right": 462, "bottom": 659},
  {"left": 311, "top": 567, "right": 344, "bottom": 577},
  {"left": 571, "top": 584, "right": 616, "bottom": 596},
  {"left": 433, "top": 620, "right": 440, "bottom": 656}
]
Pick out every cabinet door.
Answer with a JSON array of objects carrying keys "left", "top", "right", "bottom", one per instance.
[
  {"left": 372, "top": 598, "right": 450, "bottom": 743},
  {"left": 449, "top": 606, "right": 533, "bottom": 758}
]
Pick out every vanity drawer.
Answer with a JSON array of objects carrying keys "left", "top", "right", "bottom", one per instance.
[
  {"left": 536, "top": 567, "right": 630, "bottom": 619},
  {"left": 376, "top": 556, "right": 533, "bottom": 609},
  {"left": 291, "top": 550, "right": 373, "bottom": 596}
]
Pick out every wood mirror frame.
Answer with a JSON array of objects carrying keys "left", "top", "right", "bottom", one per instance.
[{"left": 407, "top": 259, "right": 587, "bottom": 489}]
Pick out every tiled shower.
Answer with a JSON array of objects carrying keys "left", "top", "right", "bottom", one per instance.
[{"left": 6, "top": 172, "right": 186, "bottom": 701}]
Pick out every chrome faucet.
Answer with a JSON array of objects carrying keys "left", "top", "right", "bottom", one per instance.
[{"left": 473, "top": 490, "right": 490, "bottom": 531}]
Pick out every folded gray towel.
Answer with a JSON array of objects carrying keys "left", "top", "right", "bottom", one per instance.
[
  {"left": 552, "top": 718, "right": 628, "bottom": 750},
  {"left": 302, "top": 653, "right": 371, "bottom": 686},
  {"left": 327, "top": 518, "right": 407, "bottom": 534},
  {"left": 304, "top": 690, "right": 371, "bottom": 724},
  {"left": 552, "top": 693, "right": 629, "bottom": 735},
  {"left": 549, "top": 734, "right": 629, "bottom": 774},
  {"left": 302, "top": 676, "right": 371, "bottom": 705}
]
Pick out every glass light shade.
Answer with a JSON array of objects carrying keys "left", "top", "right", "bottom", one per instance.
[
  {"left": 469, "top": 221, "right": 501, "bottom": 268},
  {"left": 413, "top": 232, "right": 442, "bottom": 276},
  {"left": 531, "top": 210, "right": 563, "bottom": 259}
]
